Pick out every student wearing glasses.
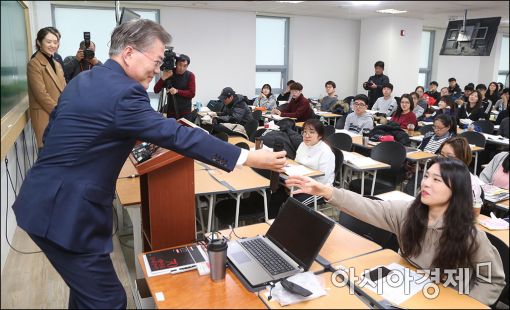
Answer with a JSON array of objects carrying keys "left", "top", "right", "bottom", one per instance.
[
  {"left": 438, "top": 137, "right": 484, "bottom": 216},
  {"left": 344, "top": 94, "right": 374, "bottom": 133},
  {"left": 286, "top": 157, "right": 505, "bottom": 306},
  {"left": 290, "top": 119, "right": 335, "bottom": 207},
  {"left": 418, "top": 114, "right": 456, "bottom": 154},
  {"left": 390, "top": 94, "right": 417, "bottom": 130}
]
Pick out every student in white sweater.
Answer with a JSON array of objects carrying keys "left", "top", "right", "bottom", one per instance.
[
  {"left": 293, "top": 119, "right": 336, "bottom": 207},
  {"left": 295, "top": 119, "right": 336, "bottom": 186}
]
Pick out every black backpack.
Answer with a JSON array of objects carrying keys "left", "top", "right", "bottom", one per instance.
[{"left": 368, "top": 124, "right": 411, "bottom": 146}]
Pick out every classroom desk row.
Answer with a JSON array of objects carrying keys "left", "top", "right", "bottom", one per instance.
[{"left": 138, "top": 217, "right": 489, "bottom": 309}]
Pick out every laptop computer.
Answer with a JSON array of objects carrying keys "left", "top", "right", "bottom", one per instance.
[{"left": 227, "top": 197, "right": 334, "bottom": 287}]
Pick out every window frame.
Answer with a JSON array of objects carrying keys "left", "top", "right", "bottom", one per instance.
[
  {"left": 419, "top": 30, "right": 435, "bottom": 87},
  {"left": 255, "top": 16, "right": 289, "bottom": 96},
  {"left": 498, "top": 35, "right": 509, "bottom": 87}
]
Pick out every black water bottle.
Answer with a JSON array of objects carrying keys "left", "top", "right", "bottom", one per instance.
[{"left": 270, "top": 139, "right": 284, "bottom": 193}]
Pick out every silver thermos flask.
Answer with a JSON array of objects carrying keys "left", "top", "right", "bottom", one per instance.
[{"left": 207, "top": 238, "right": 228, "bottom": 281}]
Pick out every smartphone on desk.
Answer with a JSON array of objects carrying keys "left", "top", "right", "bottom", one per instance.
[{"left": 362, "top": 266, "right": 393, "bottom": 282}]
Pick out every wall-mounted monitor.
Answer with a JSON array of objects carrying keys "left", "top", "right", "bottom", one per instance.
[
  {"left": 118, "top": 7, "right": 141, "bottom": 25},
  {"left": 440, "top": 17, "right": 501, "bottom": 56}
]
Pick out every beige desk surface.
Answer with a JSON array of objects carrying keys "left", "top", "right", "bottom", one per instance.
[
  {"left": 286, "top": 159, "right": 325, "bottom": 178},
  {"left": 116, "top": 177, "right": 141, "bottom": 206},
  {"left": 194, "top": 169, "right": 230, "bottom": 195},
  {"left": 258, "top": 272, "right": 369, "bottom": 309},
  {"left": 118, "top": 158, "right": 138, "bottom": 178},
  {"left": 296, "top": 121, "right": 304, "bottom": 128},
  {"left": 206, "top": 166, "right": 270, "bottom": 192},
  {"left": 229, "top": 136, "right": 255, "bottom": 148},
  {"left": 343, "top": 151, "right": 391, "bottom": 171},
  {"left": 496, "top": 199, "right": 509, "bottom": 210},
  {"left": 332, "top": 249, "right": 488, "bottom": 309},
  {"left": 137, "top": 253, "right": 265, "bottom": 309},
  {"left": 406, "top": 151, "right": 437, "bottom": 162},
  {"left": 316, "top": 112, "right": 343, "bottom": 118},
  {"left": 477, "top": 214, "right": 509, "bottom": 246}
]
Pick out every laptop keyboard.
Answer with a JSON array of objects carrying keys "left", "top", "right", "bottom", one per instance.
[{"left": 241, "top": 238, "right": 295, "bottom": 275}]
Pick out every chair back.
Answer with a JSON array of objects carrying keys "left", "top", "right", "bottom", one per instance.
[
  {"left": 323, "top": 125, "right": 335, "bottom": 140},
  {"left": 473, "top": 119, "right": 494, "bottom": 134},
  {"left": 235, "top": 142, "right": 250, "bottom": 150},
  {"left": 334, "top": 114, "right": 347, "bottom": 129},
  {"left": 252, "top": 109, "right": 262, "bottom": 121},
  {"left": 338, "top": 195, "right": 399, "bottom": 251},
  {"left": 325, "top": 132, "right": 353, "bottom": 151},
  {"left": 459, "top": 131, "right": 486, "bottom": 148},
  {"left": 244, "top": 119, "right": 260, "bottom": 141},
  {"left": 419, "top": 124, "right": 434, "bottom": 135},
  {"left": 499, "top": 117, "right": 509, "bottom": 138},
  {"left": 486, "top": 232, "right": 509, "bottom": 306},
  {"left": 330, "top": 146, "right": 344, "bottom": 185},
  {"left": 213, "top": 132, "right": 229, "bottom": 142},
  {"left": 371, "top": 141, "right": 407, "bottom": 185}
]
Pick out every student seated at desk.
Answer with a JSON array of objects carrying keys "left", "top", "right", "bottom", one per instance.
[
  {"left": 286, "top": 157, "right": 506, "bottom": 306},
  {"left": 293, "top": 119, "right": 335, "bottom": 205},
  {"left": 271, "top": 82, "right": 313, "bottom": 122},
  {"left": 344, "top": 94, "right": 374, "bottom": 134},
  {"left": 418, "top": 114, "right": 456, "bottom": 154},
  {"left": 438, "top": 137, "right": 483, "bottom": 216},
  {"left": 253, "top": 83, "right": 277, "bottom": 110},
  {"left": 457, "top": 90, "right": 486, "bottom": 122},
  {"left": 422, "top": 95, "right": 457, "bottom": 122},
  {"left": 390, "top": 93, "right": 417, "bottom": 130},
  {"left": 479, "top": 152, "right": 509, "bottom": 190}
]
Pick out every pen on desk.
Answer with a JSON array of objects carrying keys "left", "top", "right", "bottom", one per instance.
[{"left": 170, "top": 265, "right": 197, "bottom": 274}]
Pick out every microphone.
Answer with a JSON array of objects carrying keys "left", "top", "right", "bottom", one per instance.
[{"left": 270, "top": 139, "right": 284, "bottom": 193}]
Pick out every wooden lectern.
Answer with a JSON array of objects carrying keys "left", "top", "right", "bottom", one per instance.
[{"left": 130, "top": 147, "right": 195, "bottom": 252}]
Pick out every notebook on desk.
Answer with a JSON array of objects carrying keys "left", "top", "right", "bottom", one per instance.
[{"left": 227, "top": 197, "right": 334, "bottom": 288}]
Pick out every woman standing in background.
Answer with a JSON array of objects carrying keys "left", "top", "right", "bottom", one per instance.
[{"left": 27, "top": 27, "right": 66, "bottom": 149}]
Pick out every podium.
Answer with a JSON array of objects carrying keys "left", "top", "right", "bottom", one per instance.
[{"left": 131, "top": 147, "right": 195, "bottom": 252}]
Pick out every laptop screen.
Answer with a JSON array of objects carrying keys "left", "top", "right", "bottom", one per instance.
[{"left": 266, "top": 197, "right": 334, "bottom": 270}]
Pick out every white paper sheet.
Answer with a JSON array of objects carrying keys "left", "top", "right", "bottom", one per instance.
[{"left": 284, "top": 164, "right": 314, "bottom": 176}]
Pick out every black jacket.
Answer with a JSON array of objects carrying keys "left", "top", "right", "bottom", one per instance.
[
  {"left": 261, "top": 119, "right": 302, "bottom": 159},
  {"left": 368, "top": 124, "right": 410, "bottom": 146},
  {"left": 363, "top": 74, "right": 390, "bottom": 108},
  {"left": 217, "top": 94, "right": 253, "bottom": 125}
]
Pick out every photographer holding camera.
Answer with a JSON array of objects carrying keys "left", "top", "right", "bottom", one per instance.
[
  {"left": 63, "top": 32, "right": 102, "bottom": 82},
  {"left": 154, "top": 51, "right": 195, "bottom": 119},
  {"left": 362, "top": 60, "right": 390, "bottom": 109}
]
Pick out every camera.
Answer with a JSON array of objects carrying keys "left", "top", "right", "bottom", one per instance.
[
  {"left": 83, "top": 32, "right": 95, "bottom": 60},
  {"left": 160, "top": 46, "right": 177, "bottom": 72}
]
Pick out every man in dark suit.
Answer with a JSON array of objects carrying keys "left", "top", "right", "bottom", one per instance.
[{"left": 13, "top": 19, "right": 286, "bottom": 309}]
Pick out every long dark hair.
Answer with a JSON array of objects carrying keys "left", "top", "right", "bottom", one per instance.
[
  {"left": 466, "top": 90, "right": 482, "bottom": 113},
  {"left": 393, "top": 93, "right": 414, "bottom": 118},
  {"left": 503, "top": 153, "right": 509, "bottom": 173},
  {"left": 438, "top": 95, "right": 456, "bottom": 114},
  {"left": 401, "top": 157, "right": 478, "bottom": 276}
]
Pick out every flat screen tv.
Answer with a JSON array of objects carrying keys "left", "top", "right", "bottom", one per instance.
[{"left": 440, "top": 17, "right": 501, "bottom": 56}]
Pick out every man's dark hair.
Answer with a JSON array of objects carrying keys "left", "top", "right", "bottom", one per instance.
[
  {"left": 289, "top": 82, "right": 303, "bottom": 91},
  {"left": 464, "top": 84, "right": 475, "bottom": 91},
  {"left": 448, "top": 77, "right": 456, "bottom": 82},
  {"left": 286, "top": 80, "right": 296, "bottom": 86},
  {"left": 353, "top": 94, "right": 369, "bottom": 106},
  {"left": 35, "top": 27, "right": 60, "bottom": 51},
  {"left": 430, "top": 81, "right": 438, "bottom": 87},
  {"left": 325, "top": 80, "right": 336, "bottom": 88},
  {"left": 79, "top": 40, "right": 95, "bottom": 49},
  {"left": 382, "top": 82, "right": 393, "bottom": 91},
  {"left": 475, "top": 83, "right": 487, "bottom": 91},
  {"left": 374, "top": 61, "right": 384, "bottom": 69},
  {"left": 303, "top": 118, "right": 325, "bottom": 139},
  {"left": 177, "top": 54, "right": 190, "bottom": 65}
]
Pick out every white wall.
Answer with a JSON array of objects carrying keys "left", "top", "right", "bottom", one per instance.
[
  {"left": 357, "top": 16, "right": 423, "bottom": 97},
  {"left": 1, "top": 122, "right": 38, "bottom": 273},
  {"left": 432, "top": 28, "right": 508, "bottom": 89},
  {"left": 159, "top": 7, "right": 256, "bottom": 104},
  {"left": 289, "top": 16, "right": 360, "bottom": 99}
]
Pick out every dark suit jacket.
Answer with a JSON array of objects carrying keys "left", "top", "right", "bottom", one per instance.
[{"left": 13, "top": 59, "right": 241, "bottom": 254}]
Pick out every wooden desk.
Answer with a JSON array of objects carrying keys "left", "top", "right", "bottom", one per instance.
[
  {"left": 477, "top": 215, "right": 509, "bottom": 246},
  {"left": 258, "top": 272, "right": 369, "bottom": 309},
  {"left": 333, "top": 249, "right": 488, "bottom": 309},
  {"left": 315, "top": 112, "right": 343, "bottom": 126},
  {"left": 342, "top": 151, "right": 390, "bottom": 196},
  {"left": 116, "top": 177, "right": 141, "bottom": 206},
  {"left": 496, "top": 199, "right": 509, "bottom": 211},
  {"left": 137, "top": 253, "right": 265, "bottom": 309},
  {"left": 119, "top": 158, "right": 138, "bottom": 178},
  {"left": 229, "top": 136, "right": 255, "bottom": 148}
]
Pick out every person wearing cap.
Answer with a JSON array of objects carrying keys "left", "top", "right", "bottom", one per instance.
[
  {"left": 271, "top": 82, "right": 314, "bottom": 122},
  {"left": 425, "top": 81, "right": 440, "bottom": 105},
  {"left": 447, "top": 77, "right": 462, "bottom": 101},
  {"left": 362, "top": 60, "right": 390, "bottom": 108},
  {"left": 216, "top": 87, "right": 253, "bottom": 125},
  {"left": 154, "top": 54, "right": 195, "bottom": 119},
  {"left": 372, "top": 82, "right": 397, "bottom": 116},
  {"left": 344, "top": 94, "right": 374, "bottom": 133}
]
